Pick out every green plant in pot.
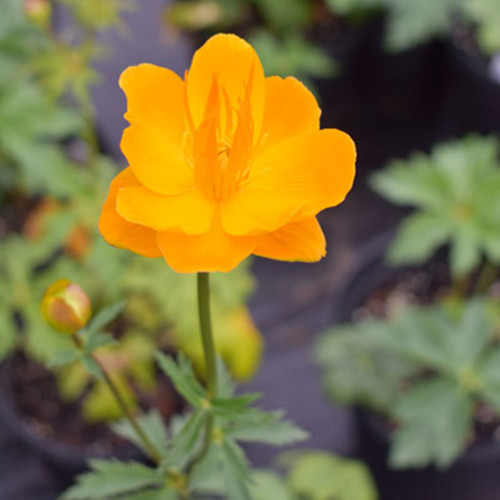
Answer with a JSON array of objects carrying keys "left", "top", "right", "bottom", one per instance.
[{"left": 315, "top": 135, "right": 500, "bottom": 500}]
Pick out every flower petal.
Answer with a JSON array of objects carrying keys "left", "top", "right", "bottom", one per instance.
[
  {"left": 259, "top": 76, "right": 320, "bottom": 151},
  {"left": 121, "top": 125, "right": 195, "bottom": 195},
  {"left": 186, "top": 34, "right": 265, "bottom": 137},
  {"left": 119, "top": 63, "right": 186, "bottom": 140},
  {"left": 116, "top": 185, "right": 215, "bottom": 234},
  {"left": 156, "top": 214, "right": 256, "bottom": 273},
  {"left": 221, "top": 129, "right": 356, "bottom": 235},
  {"left": 254, "top": 217, "right": 326, "bottom": 262},
  {"left": 98, "top": 168, "right": 161, "bottom": 258}
]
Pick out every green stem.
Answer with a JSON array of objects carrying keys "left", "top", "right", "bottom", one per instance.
[
  {"left": 71, "top": 335, "right": 162, "bottom": 464},
  {"left": 475, "top": 260, "right": 498, "bottom": 295},
  {"left": 186, "top": 273, "right": 219, "bottom": 475},
  {"left": 196, "top": 272, "right": 217, "bottom": 398}
]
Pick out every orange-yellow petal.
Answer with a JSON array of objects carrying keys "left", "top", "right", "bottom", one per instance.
[
  {"left": 254, "top": 217, "right": 326, "bottom": 262},
  {"left": 259, "top": 76, "right": 320, "bottom": 151},
  {"left": 98, "top": 168, "right": 161, "bottom": 258},
  {"left": 121, "top": 125, "right": 195, "bottom": 195},
  {"left": 119, "top": 63, "right": 186, "bottom": 141},
  {"left": 156, "top": 215, "right": 256, "bottom": 273},
  {"left": 116, "top": 185, "right": 215, "bottom": 234},
  {"left": 221, "top": 129, "right": 356, "bottom": 235},
  {"left": 186, "top": 34, "right": 265, "bottom": 138}
]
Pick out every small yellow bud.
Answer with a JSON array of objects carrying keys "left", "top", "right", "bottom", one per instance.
[
  {"left": 24, "top": 0, "right": 51, "bottom": 29},
  {"left": 41, "top": 279, "right": 92, "bottom": 334}
]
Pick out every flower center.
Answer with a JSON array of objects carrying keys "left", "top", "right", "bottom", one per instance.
[{"left": 184, "top": 75, "right": 254, "bottom": 201}]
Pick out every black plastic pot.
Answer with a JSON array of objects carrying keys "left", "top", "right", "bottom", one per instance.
[
  {"left": 333, "top": 234, "right": 500, "bottom": 500},
  {"left": 318, "top": 16, "right": 450, "bottom": 175},
  {"left": 437, "top": 34, "right": 500, "bottom": 141},
  {"left": 0, "top": 356, "right": 146, "bottom": 482}
]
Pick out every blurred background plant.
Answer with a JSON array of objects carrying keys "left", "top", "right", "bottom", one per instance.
[
  {"left": 315, "top": 134, "right": 500, "bottom": 471},
  {"left": 0, "top": 0, "right": 262, "bottom": 427},
  {"left": 166, "top": 0, "right": 500, "bottom": 95},
  {"left": 251, "top": 449, "right": 378, "bottom": 499}
]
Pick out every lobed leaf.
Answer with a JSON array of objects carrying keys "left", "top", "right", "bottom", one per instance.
[
  {"left": 155, "top": 352, "right": 205, "bottom": 407},
  {"left": 62, "top": 460, "right": 162, "bottom": 500}
]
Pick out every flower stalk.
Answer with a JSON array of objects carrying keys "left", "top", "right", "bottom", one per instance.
[
  {"left": 196, "top": 272, "right": 217, "bottom": 398},
  {"left": 71, "top": 334, "right": 163, "bottom": 464}
]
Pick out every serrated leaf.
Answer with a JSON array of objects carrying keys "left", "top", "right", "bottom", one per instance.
[
  {"left": 220, "top": 438, "right": 252, "bottom": 500},
  {"left": 113, "top": 410, "right": 169, "bottom": 458},
  {"left": 387, "top": 212, "right": 451, "bottom": 266},
  {"left": 314, "top": 322, "right": 419, "bottom": 413},
  {"left": 169, "top": 410, "right": 208, "bottom": 468},
  {"left": 390, "top": 378, "right": 472, "bottom": 469},
  {"left": 62, "top": 460, "right": 162, "bottom": 500},
  {"left": 81, "top": 354, "right": 104, "bottom": 380},
  {"left": 210, "top": 393, "right": 261, "bottom": 417},
  {"left": 476, "top": 348, "right": 500, "bottom": 411},
  {"left": 155, "top": 352, "right": 205, "bottom": 407},
  {"left": 227, "top": 410, "right": 309, "bottom": 446},
  {"left": 86, "top": 301, "right": 126, "bottom": 334}
]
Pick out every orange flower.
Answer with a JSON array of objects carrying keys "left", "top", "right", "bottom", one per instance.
[{"left": 99, "top": 34, "right": 356, "bottom": 273}]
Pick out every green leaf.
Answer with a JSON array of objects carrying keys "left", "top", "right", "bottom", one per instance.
[
  {"left": 81, "top": 354, "right": 104, "bottom": 380},
  {"left": 169, "top": 410, "right": 208, "bottom": 468},
  {"left": 216, "top": 357, "right": 236, "bottom": 398},
  {"left": 219, "top": 438, "right": 252, "bottom": 500},
  {"left": 119, "top": 488, "right": 176, "bottom": 500},
  {"left": 448, "top": 299, "right": 492, "bottom": 368},
  {"left": 390, "top": 378, "right": 472, "bottom": 469},
  {"left": 253, "top": 0, "right": 312, "bottom": 32},
  {"left": 155, "top": 352, "right": 205, "bottom": 407},
  {"left": 83, "top": 332, "right": 118, "bottom": 354},
  {"left": 113, "top": 410, "right": 169, "bottom": 458},
  {"left": 284, "top": 451, "right": 377, "bottom": 500},
  {"left": 387, "top": 212, "right": 451, "bottom": 265},
  {"left": 210, "top": 393, "right": 261, "bottom": 417},
  {"left": 384, "top": 0, "right": 460, "bottom": 52},
  {"left": 62, "top": 460, "right": 162, "bottom": 500},
  {"left": 370, "top": 157, "right": 448, "bottom": 210},
  {"left": 476, "top": 348, "right": 500, "bottom": 411},
  {"left": 226, "top": 410, "right": 309, "bottom": 446},
  {"left": 86, "top": 301, "right": 126, "bottom": 334},
  {"left": 449, "top": 226, "right": 481, "bottom": 278},
  {"left": 314, "top": 322, "right": 419, "bottom": 413},
  {"left": 47, "top": 348, "right": 80, "bottom": 368},
  {"left": 250, "top": 471, "right": 293, "bottom": 500},
  {"left": 373, "top": 135, "right": 500, "bottom": 275}
]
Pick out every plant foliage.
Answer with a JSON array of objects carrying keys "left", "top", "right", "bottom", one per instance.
[{"left": 316, "top": 299, "right": 500, "bottom": 468}]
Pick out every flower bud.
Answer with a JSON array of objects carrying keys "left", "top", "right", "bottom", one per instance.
[
  {"left": 24, "top": 0, "right": 51, "bottom": 30},
  {"left": 41, "top": 279, "right": 92, "bottom": 334}
]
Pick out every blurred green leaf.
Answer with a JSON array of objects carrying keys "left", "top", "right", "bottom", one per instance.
[
  {"left": 63, "top": 460, "right": 162, "bottom": 500},
  {"left": 390, "top": 378, "right": 472, "bottom": 469},
  {"left": 372, "top": 135, "right": 500, "bottom": 278},
  {"left": 284, "top": 451, "right": 377, "bottom": 500}
]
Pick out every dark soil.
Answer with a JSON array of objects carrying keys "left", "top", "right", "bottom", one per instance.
[
  {"left": 9, "top": 352, "right": 182, "bottom": 456},
  {"left": 350, "top": 260, "right": 450, "bottom": 322}
]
